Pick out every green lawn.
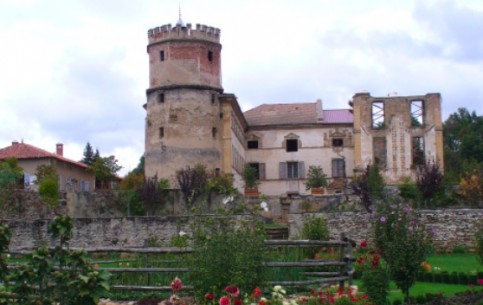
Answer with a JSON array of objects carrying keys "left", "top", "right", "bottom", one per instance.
[{"left": 426, "top": 253, "right": 482, "bottom": 274}]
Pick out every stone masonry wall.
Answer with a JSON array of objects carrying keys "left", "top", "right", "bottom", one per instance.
[
  {"left": 3, "top": 209, "right": 481, "bottom": 252},
  {"left": 289, "top": 209, "right": 483, "bottom": 251}
]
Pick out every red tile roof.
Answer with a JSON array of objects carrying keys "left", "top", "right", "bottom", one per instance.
[
  {"left": 244, "top": 102, "right": 353, "bottom": 126},
  {"left": 0, "top": 142, "right": 87, "bottom": 168}
]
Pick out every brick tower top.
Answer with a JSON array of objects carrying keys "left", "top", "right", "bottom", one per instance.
[{"left": 147, "top": 23, "right": 221, "bottom": 45}]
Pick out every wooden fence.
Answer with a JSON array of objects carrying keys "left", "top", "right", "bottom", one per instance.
[{"left": 7, "top": 234, "right": 356, "bottom": 294}]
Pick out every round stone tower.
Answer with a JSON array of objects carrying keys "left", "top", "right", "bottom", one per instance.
[{"left": 144, "top": 20, "right": 224, "bottom": 182}]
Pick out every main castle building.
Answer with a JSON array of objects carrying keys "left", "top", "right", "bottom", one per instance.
[{"left": 144, "top": 19, "right": 444, "bottom": 196}]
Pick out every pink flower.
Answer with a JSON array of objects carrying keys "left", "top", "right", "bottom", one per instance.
[
  {"left": 380, "top": 216, "right": 387, "bottom": 222},
  {"left": 225, "top": 285, "right": 240, "bottom": 298},
  {"left": 360, "top": 240, "right": 368, "bottom": 248},
  {"left": 478, "top": 279, "right": 483, "bottom": 286},
  {"left": 220, "top": 296, "right": 231, "bottom": 305},
  {"left": 234, "top": 299, "right": 242, "bottom": 305},
  {"left": 171, "top": 277, "right": 182, "bottom": 292}
]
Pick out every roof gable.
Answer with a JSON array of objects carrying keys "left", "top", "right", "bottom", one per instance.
[{"left": 0, "top": 142, "right": 87, "bottom": 168}]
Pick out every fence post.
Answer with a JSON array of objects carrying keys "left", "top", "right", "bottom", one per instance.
[
  {"left": 339, "top": 233, "right": 345, "bottom": 291},
  {"left": 346, "top": 236, "right": 353, "bottom": 287}
]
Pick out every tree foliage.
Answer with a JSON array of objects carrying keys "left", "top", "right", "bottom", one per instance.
[
  {"left": 351, "top": 163, "right": 384, "bottom": 212},
  {"left": 444, "top": 108, "right": 483, "bottom": 181},
  {"left": 373, "top": 199, "right": 433, "bottom": 304},
  {"left": 81, "top": 142, "right": 96, "bottom": 165},
  {"left": 415, "top": 161, "right": 444, "bottom": 208},
  {"left": 0, "top": 157, "right": 23, "bottom": 189},
  {"left": 175, "top": 164, "right": 209, "bottom": 209},
  {"left": 89, "top": 155, "right": 122, "bottom": 189}
]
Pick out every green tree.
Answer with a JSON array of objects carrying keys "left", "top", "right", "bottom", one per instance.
[
  {"left": 444, "top": 108, "right": 483, "bottom": 181},
  {"left": 35, "top": 164, "right": 60, "bottom": 207},
  {"left": 81, "top": 142, "right": 96, "bottom": 165},
  {"left": 89, "top": 155, "right": 122, "bottom": 189},
  {"left": 131, "top": 155, "right": 144, "bottom": 175},
  {"left": 0, "top": 157, "right": 23, "bottom": 189}
]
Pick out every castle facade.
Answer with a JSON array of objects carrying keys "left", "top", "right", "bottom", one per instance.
[{"left": 143, "top": 20, "right": 444, "bottom": 196}]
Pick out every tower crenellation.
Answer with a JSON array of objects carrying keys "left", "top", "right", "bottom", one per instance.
[{"left": 148, "top": 23, "right": 221, "bottom": 44}]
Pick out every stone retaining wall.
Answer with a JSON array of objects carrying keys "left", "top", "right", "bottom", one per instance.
[
  {"left": 289, "top": 209, "right": 483, "bottom": 251},
  {"left": 2, "top": 209, "right": 481, "bottom": 251}
]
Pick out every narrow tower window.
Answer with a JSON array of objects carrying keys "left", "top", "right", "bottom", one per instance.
[
  {"left": 160, "top": 50, "right": 165, "bottom": 61},
  {"left": 159, "top": 127, "right": 164, "bottom": 138},
  {"left": 212, "top": 127, "right": 217, "bottom": 138},
  {"left": 157, "top": 93, "right": 164, "bottom": 103},
  {"left": 211, "top": 94, "right": 216, "bottom": 104},
  {"left": 208, "top": 50, "right": 213, "bottom": 62}
]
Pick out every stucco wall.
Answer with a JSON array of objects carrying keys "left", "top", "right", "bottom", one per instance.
[{"left": 245, "top": 127, "right": 354, "bottom": 196}]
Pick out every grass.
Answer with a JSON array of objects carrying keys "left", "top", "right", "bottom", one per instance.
[
  {"left": 355, "top": 279, "right": 482, "bottom": 303},
  {"left": 426, "top": 253, "right": 482, "bottom": 274}
]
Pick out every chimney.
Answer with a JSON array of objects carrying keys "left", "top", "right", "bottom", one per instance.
[
  {"left": 56, "top": 143, "right": 63, "bottom": 156},
  {"left": 12, "top": 141, "right": 19, "bottom": 145}
]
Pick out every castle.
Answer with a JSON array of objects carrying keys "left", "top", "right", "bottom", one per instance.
[{"left": 143, "top": 19, "right": 444, "bottom": 196}]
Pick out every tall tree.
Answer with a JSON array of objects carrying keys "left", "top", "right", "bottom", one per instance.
[
  {"left": 81, "top": 143, "right": 95, "bottom": 165},
  {"left": 444, "top": 108, "right": 483, "bottom": 180}
]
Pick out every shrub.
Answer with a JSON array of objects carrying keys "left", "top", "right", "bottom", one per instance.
[
  {"left": 397, "top": 177, "right": 420, "bottom": 205},
  {"left": 351, "top": 163, "right": 384, "bottom": 212},
  {"left": 452, "top": 245, "right": 468, "bottom": 254},
  {"left": 305, "top": 165, "right": 328, "bottom": 190},
  {"left": 415, "top": 161, "right": 445, "bottom": 208},
  {"left": 39, "top": 176, "right": 60, "bottom": 207},
  {"left": 3, "top": 215, "right": 110, "bottom": 305},
  {"left": 301, "top": 214, "right": 330, "bottom": 258},
  {"left": 176, "top": 164, "right": 210, "bottom": 210},
  {"left": 373, "top": 197, "right": 433, "bottom": 302},
  {"left": 189, "top": 209, "right": 265, "bottom": 299},
  {"left": 355, "top": 241, "right": 389, "bottom": 305}
]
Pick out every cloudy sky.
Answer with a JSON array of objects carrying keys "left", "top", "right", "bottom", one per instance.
[{"left": 1, "top": 0, "right": 482, "bottom": 176}]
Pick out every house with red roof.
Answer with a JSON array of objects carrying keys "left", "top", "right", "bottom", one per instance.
[{"left": 0, "top": 141, "right": 95, "bottom": 192}]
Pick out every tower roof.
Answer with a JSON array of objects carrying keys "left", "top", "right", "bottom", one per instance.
[{"left": 176, "top": 6, "right": 185, "bottom": 27}]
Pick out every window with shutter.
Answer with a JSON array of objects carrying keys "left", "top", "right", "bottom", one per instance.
[
  {"left": 259, "top": 163, "right": 266, "bottom": 180},
  {"left": 279, "top": 162, "right": 287, "bottom": 179},
  {"left": 331, "top": 159, "right": 345, "bottom": 178}
]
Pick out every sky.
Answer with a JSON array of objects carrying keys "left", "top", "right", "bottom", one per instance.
[{"left": 1, "top": 0, "right": 482, "bottom": 176}]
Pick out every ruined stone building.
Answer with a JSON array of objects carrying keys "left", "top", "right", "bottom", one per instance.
[{"left": 143, "top": 19, "right": 444, "bottom": 196}]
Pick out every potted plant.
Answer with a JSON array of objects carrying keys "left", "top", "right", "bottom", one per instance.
[
  {"left": 242, "top": 164, "right": 259, "bottom": 196},
  {"left": 305, "top": 165, "right": 328, "bottom": 195}
]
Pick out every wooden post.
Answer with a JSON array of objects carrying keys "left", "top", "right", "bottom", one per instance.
[{"left": 338, "top": 233, "right": 345, "bottom": 291}]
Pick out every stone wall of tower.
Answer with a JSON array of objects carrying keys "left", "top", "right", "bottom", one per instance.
[{"left": 144, "top": 22, "right": 224, "bottom": 183}]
